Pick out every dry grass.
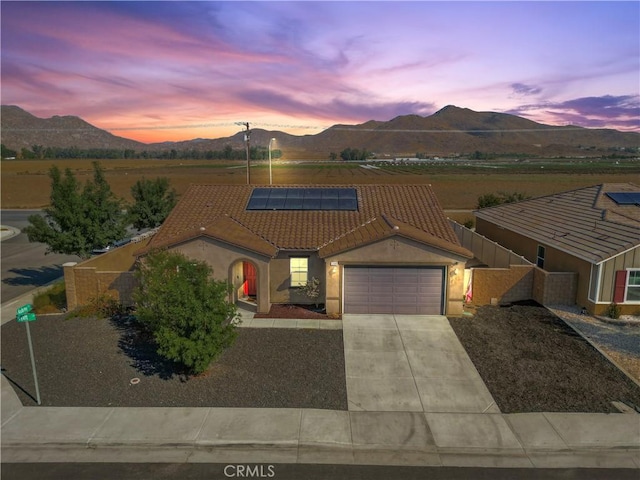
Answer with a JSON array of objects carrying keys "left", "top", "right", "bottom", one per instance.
[{"left": 2, "top": 159, "right": 639, "bottom": 209}]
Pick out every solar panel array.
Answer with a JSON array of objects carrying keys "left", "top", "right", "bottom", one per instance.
[
  {"left": 246, "top": 187, "right": 358, "bottom": 211},
  {"left": 606, "top": 192, "right": 640, "bottom": 206}
]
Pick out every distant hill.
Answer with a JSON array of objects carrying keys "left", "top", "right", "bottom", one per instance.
[
  {"left": 1, "top": 105, "right": 146, "bottom": 151},
  {"left": 2, "top": 104, "right": 638, "bottom": 158}
]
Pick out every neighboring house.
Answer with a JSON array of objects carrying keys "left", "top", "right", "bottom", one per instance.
[
  {"left": 136, "top": 184, "right": 472, "bottom": 316},
  {"left": 474, "top": 183, "right": 640, "bottom": 315}
]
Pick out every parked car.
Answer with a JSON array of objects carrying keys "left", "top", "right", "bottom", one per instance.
[{"left": 91, "top": 238, "right": 131, "bottom": 255}]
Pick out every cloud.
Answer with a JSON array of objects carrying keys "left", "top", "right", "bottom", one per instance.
[
  {"left": 506, "top": 94, "right": 640, "bottom": 130},
  {"left": 237, "top": 88, "right": 435, "bottom": 122},
  {"left": 510, "top": 83, "right": 542, "bottom": 96}
]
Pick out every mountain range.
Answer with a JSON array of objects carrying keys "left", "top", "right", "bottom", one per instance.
[{"left": 2, "top": 104, "right": 638, "bottom": 158}]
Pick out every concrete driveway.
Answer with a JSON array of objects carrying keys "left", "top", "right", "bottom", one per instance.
[{"left": 343, "top": 314, "right": 500, "bottom": 413}]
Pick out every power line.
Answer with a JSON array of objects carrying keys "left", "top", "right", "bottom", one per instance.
[{"left": 4, "top": 124, "right": 592, "bottom": 134}]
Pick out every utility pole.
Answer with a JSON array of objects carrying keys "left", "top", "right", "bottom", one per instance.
[{"left": 236, "top": 122, "right": 251, "bottom": 185}]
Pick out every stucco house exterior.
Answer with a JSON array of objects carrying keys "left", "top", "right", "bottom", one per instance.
[
  {"left": 474, "top": 183, "right": 640, "bottom": 315},
  {"left": 136, "top": 184, "right": 473, "bottom": 316}
]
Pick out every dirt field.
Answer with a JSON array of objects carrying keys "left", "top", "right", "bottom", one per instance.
[
  {"left": 2, "top": 158, "right": 639, "bottom": 209},
  {"left": 449, "top": 302, "right": 640, "bottom": 413}
]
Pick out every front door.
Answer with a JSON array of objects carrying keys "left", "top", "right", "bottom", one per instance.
[{"left": 243, "top": 262, "right": 257, "bottom": 297}]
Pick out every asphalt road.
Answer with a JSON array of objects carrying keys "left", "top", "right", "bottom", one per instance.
[
  {"left": 2, "top": 463, "right": 637, "bottom": 480},
  {"left": 1, "top": 210, "right": 80, "bottom": 304}
]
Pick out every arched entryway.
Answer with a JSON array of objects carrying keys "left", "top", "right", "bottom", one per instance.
[{"left": 230, "top": 259, "right": 260, "bottom": 312}]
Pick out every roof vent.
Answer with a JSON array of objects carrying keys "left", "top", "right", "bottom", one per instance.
[
  {"left": 200, "top": 227, "right": 205, "bottom": 231},
  {"left": 393, "top": 225, "right": 400, "bottom": 230}
]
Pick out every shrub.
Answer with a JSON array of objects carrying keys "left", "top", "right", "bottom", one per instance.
[
  {"left": 301, "top": 277, "right": 322, "bottom": 308},
  {"left": 606, "top": 302, "right": 621, "bottom": 319},
  {"left": 134, "top": 250, "right": 239, "bottom": 374},
  {"left": 68, "top": 293, "right": 125, "bottom": 319},
  {"left": 33, "top": 281, "right": 67, "bottom": 313}
]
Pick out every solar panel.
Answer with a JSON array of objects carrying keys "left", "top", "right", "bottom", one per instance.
[
  {"left": 606, "top": 192, "right": 640, "bottom": 205},
  {"left": 251, "top": 188, "right": 271, "bottom": 198},
  {"left": 246, "top": 188, "right": 358, "bottom": 211}
]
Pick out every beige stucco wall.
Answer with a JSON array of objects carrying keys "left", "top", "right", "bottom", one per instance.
[
  {"left": 169, "top": 237, "right": 271, "bottom": 314},
  {"left": 269, "top": 251, "right": 325, "bottom": 305},
  {"left": 323, "top": 236, "right": 468, "bottom": 316},
  {"left": 472, "top": 265, "right": 534, "bottom": 306},
  {"left": 476, "top": 218, "right": 589, "bottom": 309},
  {"left": 64, "top": 263, "right": 137, "bottom": 310}
]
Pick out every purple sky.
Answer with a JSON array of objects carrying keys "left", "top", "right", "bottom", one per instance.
[{"left": 2, "top": 1, "right": 639, "bottom": 143}]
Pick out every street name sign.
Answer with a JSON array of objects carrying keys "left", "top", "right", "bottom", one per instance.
[
  {"left": 17, "top": 313, "right": 36, "bottom": 322},
  {"left": 16, "top": 304, "right": 33, "bottom": 316}
]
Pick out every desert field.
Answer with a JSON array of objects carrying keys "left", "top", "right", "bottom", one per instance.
[{"left": 2, "top": 158, "right": 639, "bottom": 210}]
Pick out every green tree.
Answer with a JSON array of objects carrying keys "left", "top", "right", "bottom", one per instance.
[
  {"left": 1, "top": 144, "right": 17, "bottom": 159},
  {"left": 477, "top": 191, "right": 530, "bottom": 209},
  {"left": 134, "top": 250, "right": 239, "bottom": 374},
  {"left": 477, "top": 193, "right": 502, "bottom": 209},
  {"left": 128, "top": 177, "right": 177, "bottom": 230},
  {"left": 23, "top": 162, "right": 126, "bottom": 259}
]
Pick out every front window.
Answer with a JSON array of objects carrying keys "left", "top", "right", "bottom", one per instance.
[
  {"left": 536, "top": 245, "right": 545, "bottom": 269},
  {"left": 290, "top": 257, "right": 308, "bottom": 287},
  {"left": 626, "top": 270, "right": 640, "bottom": 302}
]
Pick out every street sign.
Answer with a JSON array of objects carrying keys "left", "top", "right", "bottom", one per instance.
[
  {"left": 17, "top": 313, "right": 36, "bottom": 323},
  {"left": 16, "top": 304, "right": 33, "bottom": 316},
  {"left": 15, "top": 303, "right": 40, "bottom": 404}
]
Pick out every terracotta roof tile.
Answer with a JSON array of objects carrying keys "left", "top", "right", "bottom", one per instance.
[
  {"left": 147, "top": 184, "right": 463, "bottom": 255},
  {"left": 318, "top": 215, "right": 473, "bottom": 258}
]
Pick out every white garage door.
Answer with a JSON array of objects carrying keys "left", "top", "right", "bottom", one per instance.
[{"left": 344, "top": 266, "right": 445, "bottom": 315}]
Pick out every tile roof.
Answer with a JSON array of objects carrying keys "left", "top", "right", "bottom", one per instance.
[
  {"left": 318, "top": 214, "right": 472, "bottom": 259},
  {"left": 145, "top": 184, "right": 464, "bottom": 256},
  {"left": 474, "top": 183, "right": 640, "bottom": 264}
]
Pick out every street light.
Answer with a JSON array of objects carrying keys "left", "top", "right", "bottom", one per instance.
[{"left": 268, "top": 137, "right": 276, "bottom": 185}]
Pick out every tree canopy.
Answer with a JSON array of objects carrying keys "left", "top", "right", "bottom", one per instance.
[
  {"left": 129, "top": 177, "right": 177, "bottom": 231},
  {"left": 23, "top": 162, "right": 126, "bottom": 259},
  {"left": 134, "top": 250, "right": 239, "bottom": 374},
  {"left": 477, "top": 191, "right": 530, "bottom": 209}
]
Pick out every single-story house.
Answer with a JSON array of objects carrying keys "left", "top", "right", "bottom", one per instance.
[
  {"left": 137, "top": 184, "right": 473, "bottom": 316},
  {"left": 474, "top": 183, "right": 640, "bottom": 315}
]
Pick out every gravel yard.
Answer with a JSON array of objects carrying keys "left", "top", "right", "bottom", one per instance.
[
  {"left": 1, "top": 314, "right": 347, "bottom": 409},
  {"left": 449, "top": 302, "right": 640, "bottom": 413}
]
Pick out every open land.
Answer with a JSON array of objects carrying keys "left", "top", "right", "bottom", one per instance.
[
  {"left": 0, "top": 314, "right": 347, "bottom": 409},
  {"left": 2, "top": 157, "right": 639, "bottom": 209},
  {"left": 449, "top": 302, "right": 640, "bottom": 413}
]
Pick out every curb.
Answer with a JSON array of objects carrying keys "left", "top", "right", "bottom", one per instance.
[
  {"left": 1, "top": 438, "right": 638, "bottom": 468},
  {"left": 1, "top": 277, "right": 65, "bottom": 325},
  {"left": 0, "top": 225, "right": 20, "bottom": 241}
]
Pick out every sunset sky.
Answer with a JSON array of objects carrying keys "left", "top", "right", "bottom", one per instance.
[{"left": 2, "top": 1, "right": 639, "bottom": 143}]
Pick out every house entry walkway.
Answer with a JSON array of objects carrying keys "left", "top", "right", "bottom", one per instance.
[{"left": 342, "top": 314, "right": 499, "bottom": 413}]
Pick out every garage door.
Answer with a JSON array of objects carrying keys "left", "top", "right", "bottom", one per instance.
[{"left": 344, "top": 266, "right": 444, "bottom": 315}]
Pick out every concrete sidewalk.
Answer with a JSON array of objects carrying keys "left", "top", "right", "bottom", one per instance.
[
  {"left": 1, "top": 374, "right": 639, "bottom": 468},
  {"left": 2, "top": 310, "right": 639, "bottom": 468}
]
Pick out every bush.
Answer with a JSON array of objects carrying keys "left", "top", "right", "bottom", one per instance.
[
  {"left": 68, "top": 293, "right": 125, "bottom": 319},
  {"left": 134, "top": 250, "right": 239, "bottom": 374},
  {"left": 33, "top": 282, "right": 66, "bottom": 313},
  {"left": 606, "top": 302, "right": 621, "bottom": 319}
]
